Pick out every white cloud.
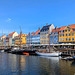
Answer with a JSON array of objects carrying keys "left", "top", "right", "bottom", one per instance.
[{"left": 6, "top": 18, "right": 12, "bottom": 22}]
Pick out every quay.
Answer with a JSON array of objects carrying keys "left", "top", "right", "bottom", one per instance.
[{"left": 0, "top": 43, "right": 75, "bottom": 56}]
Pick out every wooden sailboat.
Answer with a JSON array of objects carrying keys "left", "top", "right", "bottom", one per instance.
[{"left": 36, "top": 26, "right": 61, "bottom": 56}]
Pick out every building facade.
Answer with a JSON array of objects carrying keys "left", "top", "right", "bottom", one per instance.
[
  {"left": 15, "top": 34, "right": 27, "bottom": 45},
  {"left": 50, "top": 27, "right": 60, "bottom": 44},
  {"left": 59, "top": 24, "right": 75, "bottom": 44},
  {"left": 0, "top": 35, "right": 6, "bottom": 46},
  {"left": 26, "top": 30, "right": 40, "bottom": 45},
  {"left": 40, "top": 24, "right": 55, "bottom": 44},
  {"left": 6, "top": 32, "right": 18, "bottom": 46}
]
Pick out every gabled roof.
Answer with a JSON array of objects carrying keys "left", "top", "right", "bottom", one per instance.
[
  {"left": 9, "top": 32, "right": 15, "bottom": 35},
  {"left": 59, "top": 26, "right": 66, "bottom": 31},
  {"left": 35, "top": 30, "right": 40, "bottom": 35},
  {"left": 18, "top": 34, "right": 27, "bottom": 36},
  {"left": 59, "top": 24, "right": 75, "bottom": 31},
  {"left": 28, "top": 30, "right": 40, "bottom": 36},
  {"left": 52, "top": 28, "right": 60, "bottom": 32},
  {"left": 1, "top": 35, "right": 5, "bottom": 38},
  {"left": 69, "top": 24, "right": 75, "bottom": 28},
  {"left": 40, "top": 24, "right": 52, "bottom": 32}
]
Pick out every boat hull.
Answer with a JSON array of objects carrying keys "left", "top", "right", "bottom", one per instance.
[
  {"left": 72, "top": 56, "right": 75, "bottom": 59},
  {"left": 36, "top": 52, "right": 60, "bottom": 57},
  {"left": 0, "top": 50, "right": 4, "bottom": 53}
]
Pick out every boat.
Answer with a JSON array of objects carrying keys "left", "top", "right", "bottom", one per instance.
[
  {"left": 4, "top": 48, "right": 11, "bottom": 52},
  {"left": 0, "top": 49, "right": 4, "bottom": 52},
  {"left": 72, "top": 56, "right": 75, "bottom": 59},
  {"left": 36, "top": 52, "right": 60, "bottom": 57},
  {"left": 61, "top": 57, "right": 74, "bottom": 60}
]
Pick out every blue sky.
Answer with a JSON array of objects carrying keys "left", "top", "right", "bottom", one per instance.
[{"left": 0, "top": 0, "right": 75, "bottom": 36}]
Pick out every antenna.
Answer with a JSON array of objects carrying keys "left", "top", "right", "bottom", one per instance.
[{"left": 2, "top": 30, "right": 3, "bottom": 36}]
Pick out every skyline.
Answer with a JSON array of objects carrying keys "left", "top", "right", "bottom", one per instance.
[{"left": 0, "top": 0, "right": 75, "bottom": 35}]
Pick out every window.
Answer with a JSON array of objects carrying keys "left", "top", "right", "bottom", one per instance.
[
  {"left": 69, "top": 33, "right": 70, "bottom": 36},
  {"left": 63, "top": 38, "right": 64, "bottom": 41},
  {"left": 61, "top": 31, "right": 63, "bottom": 33},
  {"left": 65, "top": 30, "right": 67, "bottom": 32},
  {"left": 72, "top": 38, "right": 74, "bottom": 40},
  {"left": 60, "top": 39, "right": 62, "bottom": 41},
  {"left": 55, "top": 32, "right": 58, "bottom": 34},
  {"left": 66, "top": 34, "right": 67, "bottom": 36},
  {"left": 63, "top": 34, "right": 64, "bottom": 36},
  {"left": 68, "top": 29, "right": 70, "bottom": 31},
  {"left": 69, "top": 38, "right": 71, "bottom": 41},
  {"left": 66, "top": 38, "right": 67, "bottom": 41},
  {"left": 60, "top": 34, "right": 61, "bottom": 37},
  {"left": 72, "top": 33, "right": 74, "bottom": 36},
  {"left": 55, "top": 36, "right": 56, "bottom": 38}
]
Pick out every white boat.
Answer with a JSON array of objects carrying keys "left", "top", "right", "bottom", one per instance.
[
  {"left": 0, "top": 50, "right": 4, "bottom": 52},
  {"left": 36, "top": 52, "right": 61, "bottom": 57}
]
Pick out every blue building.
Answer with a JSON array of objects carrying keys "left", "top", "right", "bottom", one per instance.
[
  {"left": 50, "top": 27, "right": 60, "bottom": 44},
  {"left": 26, "top": 30, "right": 40, "bottom": 45}
]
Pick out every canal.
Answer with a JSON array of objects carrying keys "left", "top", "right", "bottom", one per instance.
[{"left": 0, "top": 53, "right": 75, "bottom": 75}]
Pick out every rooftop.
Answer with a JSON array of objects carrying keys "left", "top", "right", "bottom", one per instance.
[
  {"left": 40, "top": 24, "right": 52, "bottom": 32},
  {"left": 69, "top": 24, "right": 75, "bottom": 28},
  {"left": 52, "top": 28, "right": 60, "bottom": 32},
  {"left": 9, "top": 32, "right": 15, "bottom": 35}
]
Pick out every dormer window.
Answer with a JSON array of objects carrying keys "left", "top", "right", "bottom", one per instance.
[{"left": 61, "top": 30, "right": 63, "bottom": 33}]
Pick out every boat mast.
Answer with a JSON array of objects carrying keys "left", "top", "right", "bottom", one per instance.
[
  {"left": 2, "top": 30, "right": 3, "bottom": 49},
  {"left": 8, "top": 31, "right": 9, "bottom": 49},
  {"left": 49, "top": 26, "right": 50, "bottom": 52},
  {"left": 29, "top": 32, "right": 30, "bottom": 49},
  {"left": 20, "top": 26, "right": 22, "bottom": 50}
]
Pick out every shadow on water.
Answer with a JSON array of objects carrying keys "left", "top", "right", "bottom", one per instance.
[{"left": 71, "top": 60, "right": 75, "bottom": 66}]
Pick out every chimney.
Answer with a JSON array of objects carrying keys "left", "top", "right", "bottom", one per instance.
[
  {"left": 46, "top": 23, "right": 48, "bottom": 26},
  {"left": 39, "top": 27, "right": 40, "bottom": 30},
  {"left": 51, "top": 24, "right": 53, "bottom": 25},
  {"left": 55, "top": 26, "right": 57, "bottom": 29}
]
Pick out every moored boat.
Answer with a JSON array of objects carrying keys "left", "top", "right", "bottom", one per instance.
[
  {"left": 36, "top": 52, "right": 61, "bottom": 57},
  {"left": 0, "top": 50, "right": 4, "bottom": 53},
  {"left": 72, "top": 56, "right": 75, "bottom": 59}
]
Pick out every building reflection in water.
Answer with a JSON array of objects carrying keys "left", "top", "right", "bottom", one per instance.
[{"left": 0, "top": 53, "right": 75, "bottom": 75}]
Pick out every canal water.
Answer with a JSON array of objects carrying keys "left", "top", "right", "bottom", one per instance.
[{"left": 0, "top": 53, "right": 75, "bottom": 75}]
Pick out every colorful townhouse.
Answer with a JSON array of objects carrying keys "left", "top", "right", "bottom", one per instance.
[
  {"left": 1, "top": 35, "right": 6, "bottom": 46},
  {"left": 40, "top": 24, "right": 55, "bottom": 44},
  {"left": 26, "top": 29, "right": 40, "bottom": 45},
  {"left": 50, "top": 27, "right": 60, "bottom": 44},
  {"left": 15, "top": 34, "right": 27, "bottom": 46},
  {"left": 59, "top": 24, "right": 75, "bottom": 44},
  {"left": 0, "top": 35, "right": 6, "bottom": 49},
  {"left": 6, "top": 32, "right": 18, "bottom": 46}
]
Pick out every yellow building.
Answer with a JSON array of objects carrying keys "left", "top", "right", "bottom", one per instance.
[
  {"left": 59, "top": 24, "right": 75, "bottom": 43},
  {"left": 15, "top": 34, "right": 27, "bottom": 45}
]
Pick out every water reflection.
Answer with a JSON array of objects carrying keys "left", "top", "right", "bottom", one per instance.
[
  {"left": 0, "top": 53, "right": 75, "bottom": 75},
  {"left": 71, "top": 60, "right": 75, "bottom": 66}
]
